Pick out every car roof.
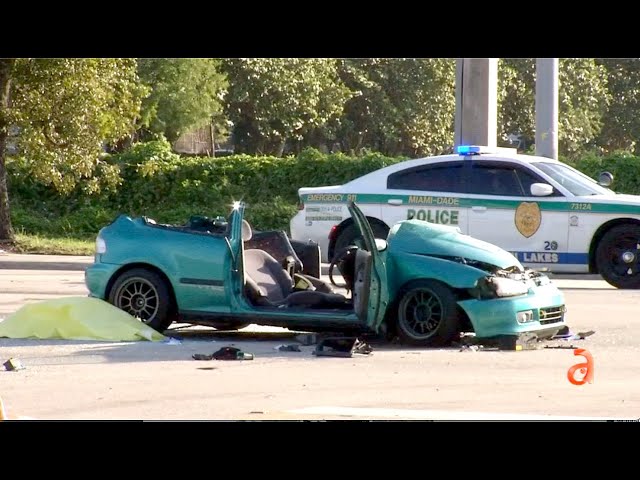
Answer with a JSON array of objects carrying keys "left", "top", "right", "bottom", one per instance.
[{"left": 345, "top": 150, "right": 562, "bottom": 188}]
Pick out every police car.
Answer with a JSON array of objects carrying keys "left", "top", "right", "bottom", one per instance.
[{"left": 289, "top": 145, "right": 640, "bottom": 289}]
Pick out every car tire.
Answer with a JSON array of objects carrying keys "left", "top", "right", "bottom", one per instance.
[
  {"left": 108, "top": 268, "right": 175, "bottom": 333},
  {"left": 596, "top": 224, "right": 640, "bottom": 289},
  {"left": 332, "top": 221, "right": 388, "bottom": 261},
  {"left": 395, "top": 279, "right": 460, "bottom": 347}
]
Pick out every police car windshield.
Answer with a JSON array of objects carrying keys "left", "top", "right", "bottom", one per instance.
[{"left": 531, "top": 162, "right": 613, "bottom": 196}]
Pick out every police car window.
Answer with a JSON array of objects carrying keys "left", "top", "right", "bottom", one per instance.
[
  {"left": 467, "top": 165, "right": 524, "bottom": 196},
  {"left": 387, "top": 163, "right": 465, "bottom": 193},
  {"left": 532, "top": 162, "right": 612, "bottom": 196},
  {"left": 514, "top": 167, "right": 562, "bottom": 197}
]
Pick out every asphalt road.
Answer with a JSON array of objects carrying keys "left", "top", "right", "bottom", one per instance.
[{"left": 0, "top": 256, "right": 638, "bottom": 421}]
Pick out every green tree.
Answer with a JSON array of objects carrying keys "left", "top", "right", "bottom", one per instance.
[
  {"left": 498, "top": 59, "right": 609, "bottom": 157},
  {"left": 595, "top": 59, "right": 640, "bottom": 154},
  {"left": 223, "top": 58, "right": 352, "bottom": 156},
  {"left": 137, "top": 58, "right": 228, "bottom": 144},
  {"left": 0, "top": 58, "right": 146, "bottom": 242},
  {"left": 335, "top": 58, "right": 456, "bottom": 157}
]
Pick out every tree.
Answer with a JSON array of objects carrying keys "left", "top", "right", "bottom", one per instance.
[
  {"left": 595, "top": 59, "right": 640, "bottom": 154},
  {"left": 0, "top": 58, "right": 147, "bottom": 242},
  {"left": 223, "top": 59, "right": 352, "bottom": 156},
  {"left": 498, "top": 59, "right": 609, "bottom": 157},
  {"left": 137, "top": 58, "right": 228, "bottom": 144},
  {"left": 335, "top": 59, "right": 456, "bottom": 157}
]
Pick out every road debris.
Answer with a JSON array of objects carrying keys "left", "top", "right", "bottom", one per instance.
[
  {"left": 192, "top": 346, "right": 254, "bottom": 361},
  {"left": 312, "top": 337, "right": 373, "bottom": 358},
  {"left": 274, "top": 344, "right": 301, "bottom": 352},
  {"left": 3, "top": 358, "right": 25, "bottom": 371}
]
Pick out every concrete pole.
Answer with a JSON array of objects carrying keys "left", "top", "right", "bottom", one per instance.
[
  {"left": 535, "top": 58, "right": 559, "bottom": 159},
  {"left": 454, "top": 58, "right": 498, "bottom": 149}
]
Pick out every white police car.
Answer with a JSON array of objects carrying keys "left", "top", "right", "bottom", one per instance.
[{"left": 289, "top": 145, "right": 640, "bottom": 289}]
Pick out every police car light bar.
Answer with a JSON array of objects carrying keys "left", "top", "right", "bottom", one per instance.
[{"left": 456, "top": 145, "right": 518, "bottom": 156}]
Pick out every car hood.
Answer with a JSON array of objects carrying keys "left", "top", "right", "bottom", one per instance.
[{"left": 386, "top": 220, "right": 523, "bottom": 270}]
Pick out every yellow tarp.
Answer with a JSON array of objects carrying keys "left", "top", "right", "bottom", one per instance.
[{"left": 0, "top": 297, "right": 166, "bottom": 342}]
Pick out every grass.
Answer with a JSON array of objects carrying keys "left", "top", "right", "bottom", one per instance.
[{"left": 7, "top": 233, "right": 95, "bottom": 256}]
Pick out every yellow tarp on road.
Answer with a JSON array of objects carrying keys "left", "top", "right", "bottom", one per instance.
[{"left": 0, "top": 297, "right": 166, "bottom": 342}]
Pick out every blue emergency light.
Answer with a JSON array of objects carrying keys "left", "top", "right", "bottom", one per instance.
[{"left": 456, "top": 145, "right": 482, "bottom": 155}]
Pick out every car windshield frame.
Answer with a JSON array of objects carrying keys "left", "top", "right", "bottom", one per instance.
[{"left": 531, "top": 161, "right": 614, "bottom": 196}]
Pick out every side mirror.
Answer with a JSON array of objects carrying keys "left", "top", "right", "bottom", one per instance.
[
  {"left": 598, "top": 171, "right": 614, "bottom": 187},
  {"left": 375, "top": 238, "right": 388, "bottom": 252},
  {"left": 530, "top": 183, "right": 554, "bottom": 197}
]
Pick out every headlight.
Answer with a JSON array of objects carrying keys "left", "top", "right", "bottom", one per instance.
[
  {"left": 475, "top": 276, "right": 529, "bottom": 298},
  {"left": 96, "top": 236, "right": 107, "bottom": 254},
  {"left": 517, "top": 310, "right": 534, "bottom": 323}
]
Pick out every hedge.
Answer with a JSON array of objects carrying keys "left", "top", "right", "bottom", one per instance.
[{"left": 8, "top": 140, "right": 640, "bottom": 238}]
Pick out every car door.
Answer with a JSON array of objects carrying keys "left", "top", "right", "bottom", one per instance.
[
  {"left": 381, "top": 161, "right": 469, "bottom": 233},
  {"left": 465, "top": 160, "right": 569, "bottom": 269},
  {"left": 348, "top": 202, "right": 389, "bottom": 331}
]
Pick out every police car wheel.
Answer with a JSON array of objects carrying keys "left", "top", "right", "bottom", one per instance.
[
  {"left": 596, "top": 224, "right": 640, "bottom": 289},
  {"left": 333, "top": 222, "right": 388, "bottom": 259},
  {"left": 395, "top": 279, "right": 460, "bottom": 347}
]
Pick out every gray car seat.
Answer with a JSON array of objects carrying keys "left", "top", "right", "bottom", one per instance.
[{"left": 242, "top": 220, "right": 350, "bottom": 309}]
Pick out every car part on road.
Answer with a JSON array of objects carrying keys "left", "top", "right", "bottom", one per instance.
[
  {"left": 3, "top": 358, "right": 25, "bottom": 371},
  {"left": 312, "top": 337, "right": 373, "bottom": 357},
  {"left": 193, "top": 346, "right": 254, "bottom": 361},
  {"left": 274, "top": 344, "right": 302, "bottom": 352}
]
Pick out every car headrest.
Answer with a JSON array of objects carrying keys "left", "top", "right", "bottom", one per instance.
[{"left": 242, "top": 219, "right": 253, "bottom": 242}]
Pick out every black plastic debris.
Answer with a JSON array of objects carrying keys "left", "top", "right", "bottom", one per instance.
[
  {"left": 192, "top": 347, "right": 254, "bottom": 361},
  {"left": 275, "top": 344, "right": 301, "bottom": 352},
  {"left": 3, "top": 358, "right": 25, "bottom": 371},
  {"left": 312, "top": 337, "right": 373, "bottom": 358}
]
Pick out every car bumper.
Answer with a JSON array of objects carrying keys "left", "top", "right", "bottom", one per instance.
[
  {"left": 84, "top": 262, "right": 121, "bottom": 299},
  {"left": 457, "top": 282, "right": 566, "bottom": 339}
]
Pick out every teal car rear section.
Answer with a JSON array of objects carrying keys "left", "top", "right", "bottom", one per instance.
[{"left": 85, "top": 202, "right": 566, "bottom": 347}]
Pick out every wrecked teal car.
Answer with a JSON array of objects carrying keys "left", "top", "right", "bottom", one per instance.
[{"left": 85, "top": 202, "right": 566, "bottom": 346}]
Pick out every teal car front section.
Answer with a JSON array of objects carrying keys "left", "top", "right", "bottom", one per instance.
[
  {"left": 457, "top": 282, "right": 565, "bottom": 338},
  {"left": 383, "top": 218, "right": 566, "bottom": 339}
]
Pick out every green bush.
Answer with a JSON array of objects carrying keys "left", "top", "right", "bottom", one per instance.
[
  {"left": 12, "top": 140, "right": 640, "bottom": 240},
  {"left": 8, "top": 143, "right": 407, "bottom": 237}
]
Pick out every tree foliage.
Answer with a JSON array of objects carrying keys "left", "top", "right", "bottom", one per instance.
[
  {"left": 498, "top": 58, "right": 609, "bottom": 157},
  {"left": 137, "top": 58, "right": 228, "bottom": 143},
  {"left": 335, "top": 58, "right": 456, "bottom": 157},
  {"left": 223, "top": 58, "right": 352, "bottom": 155},
  {"left": 0, "top": 58, "right": 146, "bottom": 241},
  {"left": 594, "top": 59, "right": 640, "bottom": 155}
]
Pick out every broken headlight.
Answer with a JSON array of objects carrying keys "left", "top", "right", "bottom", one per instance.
[{"left": 472, "top": 275, "right": 530, "bottom": 299}]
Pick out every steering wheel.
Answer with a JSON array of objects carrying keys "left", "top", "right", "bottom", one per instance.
[{"left": 328, "top": 245, "right": 359, "bottom": 289}]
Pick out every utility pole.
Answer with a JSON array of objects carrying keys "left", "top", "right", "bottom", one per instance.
[
  {"left": 454, "top": 58, "right": 498, "bottom": 149},
  {"left": 535, "top": 58, "right": 559, "bottom": 159}
]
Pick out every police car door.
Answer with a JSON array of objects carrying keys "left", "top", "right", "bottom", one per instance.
[
  {"left": 381, "top": 161, "right": 468, "bottom": 233},
  {"left": 465, "top": 160, "right": 569, "bottom": 269}
]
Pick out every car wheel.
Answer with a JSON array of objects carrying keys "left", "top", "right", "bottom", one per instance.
[
  {"left": 210, "top": 322, "right": 250, "bottom": 331},
  {"left": 108, "top": 268, "right": 175, "bottom": 333},
  {"left": 395, "top": 280, "right": 460, "bottom": 347},
  {"left": 333, "top": 222, "right": 388, "bottom": 261},
  {"left": 596, "top": 224, "right": 640, "bottom": 289}
]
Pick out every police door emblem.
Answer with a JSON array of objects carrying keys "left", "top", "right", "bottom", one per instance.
[{"left": 515, "top": 202, "right": 541, "bottom": 238}]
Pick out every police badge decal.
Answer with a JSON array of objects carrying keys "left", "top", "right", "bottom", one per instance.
[{"left": 515, "top": 202, "right": 542, "bottom": 238}]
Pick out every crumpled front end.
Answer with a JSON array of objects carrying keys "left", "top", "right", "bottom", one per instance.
[{"left": 459, "top": 267, "right": 566, "bottom": 339}]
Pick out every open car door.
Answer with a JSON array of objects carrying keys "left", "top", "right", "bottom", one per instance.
[{"left": 347, "top": 201, "right": 389, "bottom": 332}]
